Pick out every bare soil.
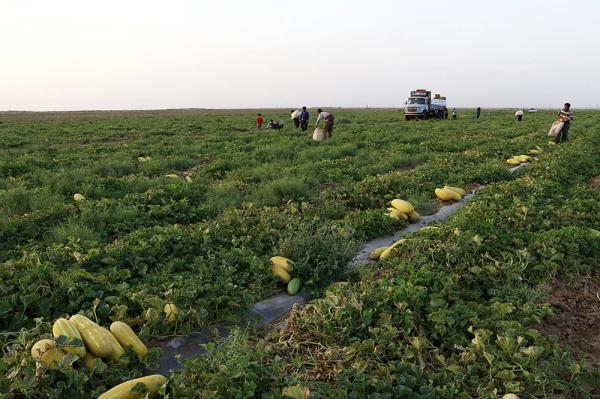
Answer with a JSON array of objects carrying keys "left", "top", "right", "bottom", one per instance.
[
  {"left": 464, "top": 183, "right": 483, "bottom": 192},
  {"left": 590, "top": 175, "right": 600, "bottom": 193},
  {"left": 536, "top": 279, "right": 600, "bottom": 369}
]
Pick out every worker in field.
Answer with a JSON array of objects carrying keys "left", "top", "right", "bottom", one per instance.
[
  {"left": 452, "top": 108, "right": 457, "bottom": 119},
  {"left": 444, "top": 107, "right": 449, "bottom": 119},
  {"left": 267, "top": 119, "right": 284, "bottom": 129},
  {"left": 290, "top": 109, "right": 301, "bottom": 128},
  {"left": 316, "top": 109, "right": 335, "bottom": 138},
  {"left": 555, "top": 102, "right": 573, "bottom": 144},
  {"left": 257, "top": 113, "right": 263, "bottom": 130},
  {"left": 300, "top": 106, "right": 310, "bottom": 131},
  {"left": 515, "top": 109, "right": 524, "bottom": 121},
  {"left": 476, "top": 107, "right": 481, "bottom": 119}
]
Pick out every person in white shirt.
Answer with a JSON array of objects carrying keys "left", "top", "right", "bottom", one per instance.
[
  {"left": 290, "top": 109, "right": 302, "bottom": 128},
  {"left": 316, "top": 109, "right": 335, "bottom": 138},
  {"left": 515, "top": 109, "right": 524, "bottom": 121}
]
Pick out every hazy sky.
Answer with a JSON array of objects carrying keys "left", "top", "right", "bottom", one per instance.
[{"left": 2, "top": 0, "right": 599, "bottom": 110}]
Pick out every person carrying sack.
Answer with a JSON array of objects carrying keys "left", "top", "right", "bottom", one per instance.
[
  {"left": 554, "top": 102, "right": 573, "bottom": 144},
  {"left": 515, "top": 109, "right": 524, "bottom": 121},
  {"left": 290, "top": 109, "right": 301, "bottom": 128},
  {"left": 548, "top": 120, "right": 564, "bottom": 138},
  {"left": 316, "top": 109, "right": 335, "bottom": 138}
]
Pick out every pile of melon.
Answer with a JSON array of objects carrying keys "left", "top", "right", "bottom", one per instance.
[
  {"left": 387, "top": 199, "right": 420, "bottom": 223},
  {"left": 506, "top": 154, "right": 532, "bottom": 166},
  {"left": 434, "top": 185, "right": 466, "bottom": 202},
  {"left": 31, "top": 314, "right": 166, "bottom": 398},
  {"left": 164, "top": 173, "right": 193, "bottom": 182},
  {"left": 269, "top": 256, "right": 302, "bottom": 295}
]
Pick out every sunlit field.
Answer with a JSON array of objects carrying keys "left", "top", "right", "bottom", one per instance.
[{"left": 2, "top": 108, "right": 599, "bottom": 398}]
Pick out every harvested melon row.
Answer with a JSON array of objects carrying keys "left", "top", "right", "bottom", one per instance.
[
  {"left": 32, "top": 315, "right": 149, "bottom": 370},
  {"left": 435, "top": 185, "right": 465, "bottom": 202},
  {"left": 506, "top": 154, "right": 532, "bottom": 166}
]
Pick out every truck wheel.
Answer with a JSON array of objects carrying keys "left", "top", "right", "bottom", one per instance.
[{"left": 421, "top": 112, "right": 429, "bottom": 120}]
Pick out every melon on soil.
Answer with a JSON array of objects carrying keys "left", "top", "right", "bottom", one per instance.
[
  {"left": 390, "top": 199, "right": 414, "bottom": 214},
  {"left": 269, "top": 265, "right": 291, "bottom": 283},
  {"left": 69, "top": 315, "right": 112, "bottom": 358},
  {"left": 287, "top": 278, "right": 302, "bottom": 295},
  {"left": 388, "top": 208, "right": 408, "bottom": 220},
  {"left": 110, "top": 321, "right": 148, "bottom": 359},
  {"left": 269, "top": 256, "right": 295, "bottom": 272},
  {"left": 31, "top": 339, "right": 67, "bottom": 369},
  {"left": 435, "top": 188, "right": 454, "bottom": 201},
  {"left": 97, "top": 375, "right": 167, "bottom": 399},
  {"left": 408, "top": 211, "right": 421, "bottom": 223},
  {"left": 99, "top": 327, "right": 128, "bottom": 364},
  {"left": 163, "top": 303, "right": 179, "bottom": 322},
  {"left": 379, "top": 239, "right": 405, "bottom": 260},
  {"left": 444, "top": 186, "right": 466, "bottom": 196},
  {"left": 369, "top": 246, "right": 388, "bottom": 260},
  {"left": 52, "top": 318, "right": 86, "bottom": 358}
]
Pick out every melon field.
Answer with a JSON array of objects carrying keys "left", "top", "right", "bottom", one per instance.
[{"left": 1, "top": 109, "right": 599, "bottom": 398}]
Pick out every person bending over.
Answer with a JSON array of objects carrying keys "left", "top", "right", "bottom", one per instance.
[{"left": 316, "top": 109, "right": 335, "bottom": 138}]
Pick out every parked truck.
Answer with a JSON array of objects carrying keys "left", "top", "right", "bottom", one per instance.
[{"left": 404, "top": 89, "right": 448, "bottom": 120}]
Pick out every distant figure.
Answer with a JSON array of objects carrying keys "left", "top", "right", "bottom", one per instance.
[
  {"left": 452, "top": 108, "right": 457, "bottom": 119},
  {"left": 290, "top": 109, "right": 302, "bottom": 128},
  {"left": 257, "top": 113, "right": 263, "bottom": 130},
  {"left": 555, "top": 102, "right": 573, "bottom": 144},
  {"left": 300, "top": 106, "right": 310, "bottom": 131},
  {"left": 316, "top": 109, "right": 335, "bottom": 138},
  {"left": 444, "top": 107, "right": 449, "bottom": 119},
  {"left": 476, "top": 107, "right": 481, "bottom": 119},
  {"left": 267, "top": 119, "right": 284, "bottom": 129},
  {"left": 515, "top": 109, "right": 524, "bottom": 122}
]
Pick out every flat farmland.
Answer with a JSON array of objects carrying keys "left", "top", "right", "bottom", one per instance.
[{"left": 1, "top": 109, "right": 599, "bottom": 398}]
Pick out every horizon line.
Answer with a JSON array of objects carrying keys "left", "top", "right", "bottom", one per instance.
[{"left": 3, "top": 106, "right": 600, "bottom": 114}]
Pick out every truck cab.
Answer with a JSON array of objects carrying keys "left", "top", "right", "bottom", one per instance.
[{"left": 404, "top": 89, "right": 447, "bottom": 120}]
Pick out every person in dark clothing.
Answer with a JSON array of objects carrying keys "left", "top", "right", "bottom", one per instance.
[
  {"left": 267, "top": 119, "right": 284, "bottom": 129},
  {"left": 300, "top": 106, "right": 309, "bottom": 131},
  {"left": 555, "top": 103, "right": 573, "bottom": 144},
  {"left": 476, "top": 107, "right": 481, "bottom": 119},
  {"left": 452, "top": 108, "right": 457, "bottom": 119}
]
